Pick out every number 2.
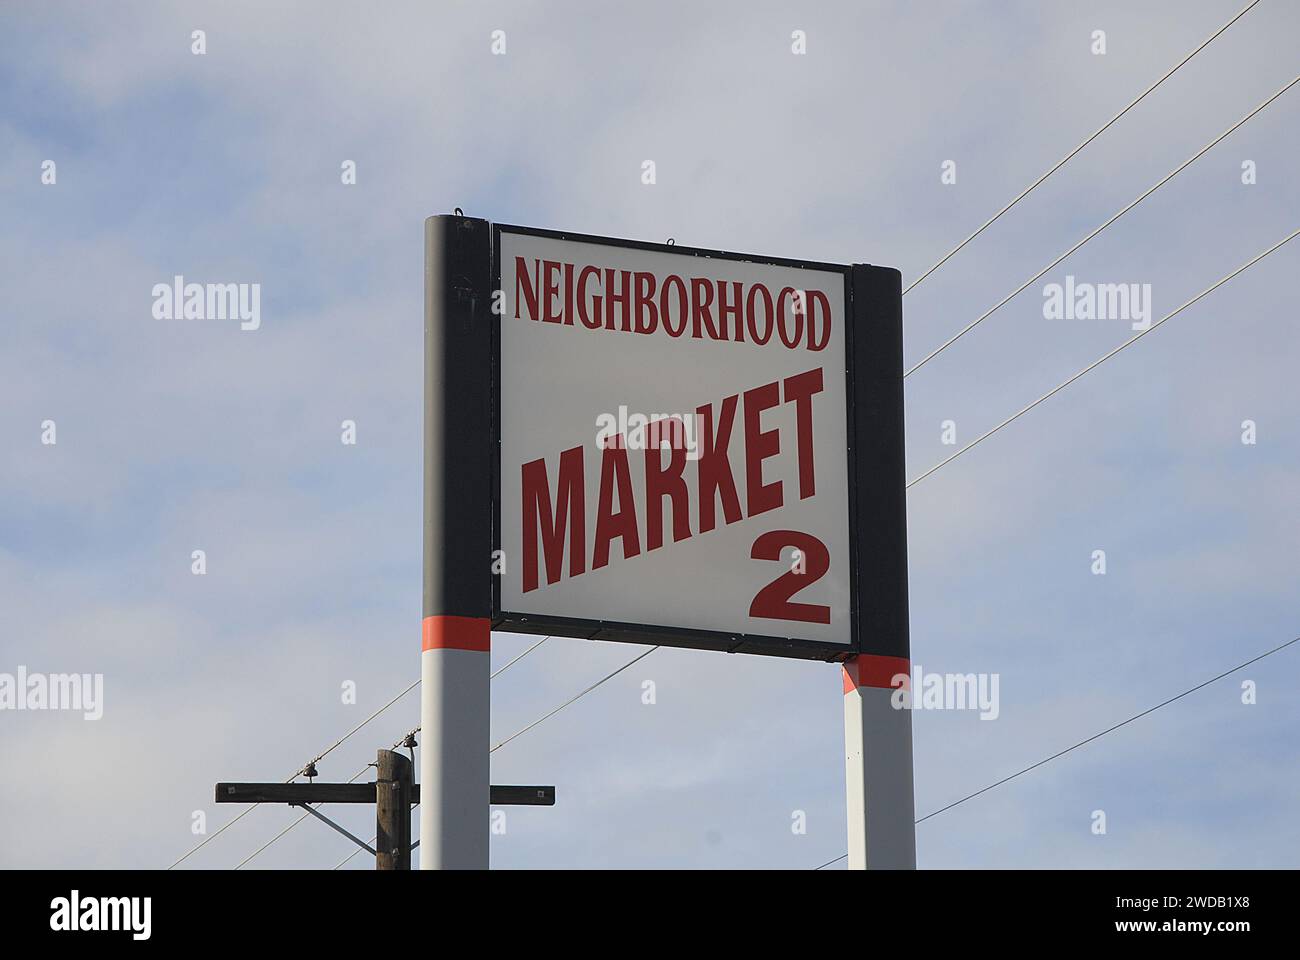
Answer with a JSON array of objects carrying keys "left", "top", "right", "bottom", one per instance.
[{"left": 749, "top": 530, "right": 830, "bottom": 624}]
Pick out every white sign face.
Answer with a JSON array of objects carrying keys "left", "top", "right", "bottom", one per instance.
[{"left": 498, "top": 229, "right": 852, "bottom": 647}]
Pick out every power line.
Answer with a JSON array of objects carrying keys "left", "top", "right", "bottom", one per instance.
[
  {"left": 492, "top": 635, "right": 550, "bottom": 680},
  {"left": 215, "top": 635, "right": 560, "bottom": 869},
  {"left": 913, "top": 635, "right": 1300, "bottom": 825},
  {"left": 491, "top": 646, "right": 659, "bottom": 754},
  {"left": 332, "top": 646, "right": 659, "bottom": 868},
  {"left": 239, "top": 741, "right": 428, "bottom": 870},
  {"left": 815, "top": 634, "right": 1300, "bottom": 869},
  {"left": 234, "top": 764, "right": 372, "bottom": 870},
  {"left": 239, "top": 716, "right": 424, "bottom": 870},
  {"left": 904, "top": 75, "right": 1298, "bottom": 378},
  {"left": 813, "top": 852, "right": 848, "bottom": 871},
  {"left": 907, "top": 226, "right": 1299, "bottom": 489},
  {"left": 166, "top": 678, "right": 421, "bottom": 869},
  {"left": 305, "top": 679, "right": 420, "bottom": 773},
  {"left": 165, "top": 797, "right": 261, "bottom": 869},
  {"left": 902, "top": 0, "right": 1264, "bottom": 296}
]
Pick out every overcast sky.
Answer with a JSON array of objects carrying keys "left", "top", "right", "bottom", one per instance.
[{"left": 2, "top": 0, "right": 1297, "bottom": 869}]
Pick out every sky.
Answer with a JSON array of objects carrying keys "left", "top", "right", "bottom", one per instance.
[{"left": 1, "top": 0, "right": 1297, "bottom": 870}]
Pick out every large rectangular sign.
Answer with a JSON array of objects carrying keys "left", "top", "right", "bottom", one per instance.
[
  {"left": 481, "top": 224, "right": 906, "bottom": 661},
  {"left": 421, "top": 215, "right": 910, "bottom": 875}
]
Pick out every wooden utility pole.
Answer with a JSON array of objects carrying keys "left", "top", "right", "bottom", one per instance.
[
  {"left": 375, "top": 749, "right": 412, "bottom": 870},
  {"left": 215, "top": 757, "right": 554, "bottom": 869}
]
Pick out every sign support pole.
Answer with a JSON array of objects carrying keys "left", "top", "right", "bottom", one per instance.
[
  {"left": 843, "top": 657, "right": 915, "bottom": 868},
  {"left": 421, "top": 214, "right": 493, "bottom": 870},
  {"left": 843, "top": 264, "right": 915, "bottom": 869}
]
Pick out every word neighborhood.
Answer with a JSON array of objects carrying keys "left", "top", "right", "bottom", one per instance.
[{"left": 512, "top": 255, "right": 831, "bottom": 349}]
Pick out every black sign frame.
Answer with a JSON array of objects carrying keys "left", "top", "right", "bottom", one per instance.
[{"left": 424, "top": 214, "right": 907, "bottom": 663}]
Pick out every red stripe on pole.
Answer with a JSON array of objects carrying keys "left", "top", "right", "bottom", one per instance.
[
  {"left": 842, "top": 655, "right": 910, "bottom": 693},
  {"left": 422, "top": 615, "right": 491, "bottom": 652}
]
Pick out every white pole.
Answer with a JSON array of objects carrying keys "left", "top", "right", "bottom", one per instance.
[
  {"left": 843, "top": 655, "right": 916, "bottom": 869},
  {"left": 419, "top": 619, "right": 490, "bottom": 869}
]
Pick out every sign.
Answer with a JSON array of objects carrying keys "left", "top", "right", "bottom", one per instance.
[
  {"left": 484, "top": 224, "right": 906, "bottom": 660},
  {"left": 421, "top": 215, "right": 911, "bottom": 874}
]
